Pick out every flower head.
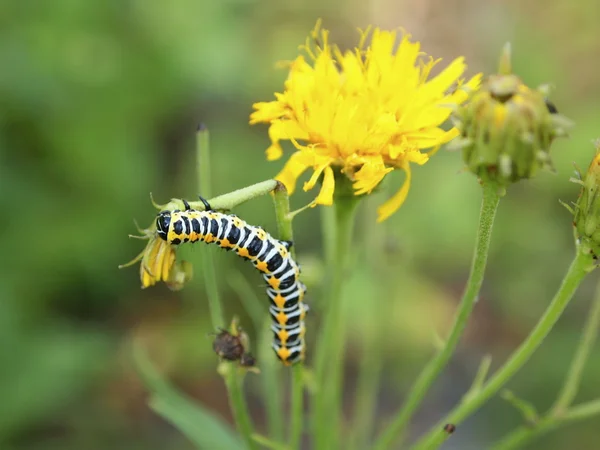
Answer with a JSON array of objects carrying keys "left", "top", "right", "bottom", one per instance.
[
  {"left": 451, "top": 44, "right": 572, "bottom": 186},
  {"left": 250, "top": 20, "right": 481, "bottom": 221}
]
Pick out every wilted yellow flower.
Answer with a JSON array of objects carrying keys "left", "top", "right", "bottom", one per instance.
[
  {"left": 119, "top": 228, "right": 178, "bottom": 289},
  {"left": 250, "top": 20, "right": 481, "bottom": 221}
]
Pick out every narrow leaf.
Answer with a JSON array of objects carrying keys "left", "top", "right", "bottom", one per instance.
[
  {"left": 251, "top": 434, "right": 290, "bottom": 450},
  {"left": 133, "top": 342, "right": 245, "bottom": 450}
]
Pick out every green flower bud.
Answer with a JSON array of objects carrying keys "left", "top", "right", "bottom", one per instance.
[
  {"left": 450, "top": 44, "right": 572, "bottom": 186},
  {"left": 572, "top": 142, "right": 600, "bottom": 258}
]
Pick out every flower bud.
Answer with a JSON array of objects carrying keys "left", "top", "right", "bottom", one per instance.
[
  {"left": 572, "top": 142, "right": 600, "bottom": 258},
  {"left": 451, "top": 45, "right": 571, "bottom": 186}
]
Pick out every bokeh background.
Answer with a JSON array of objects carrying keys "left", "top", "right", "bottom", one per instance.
[{"left": 2, "top": 0, "right": 599, "bottom": 449}]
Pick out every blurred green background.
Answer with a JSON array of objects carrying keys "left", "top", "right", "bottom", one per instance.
[{"left": 2, "top": 0, "right": 599, "bottom": 449}]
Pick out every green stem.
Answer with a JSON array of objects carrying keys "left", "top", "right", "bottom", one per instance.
[
  {"left": 225, "top": 372, "right": 257, "bottom": 450},
  {"left": 196, "top": 125, "right": 257, "bottom": 450},
  {"left": 348, "top": 195, "right": 387, "bottom": 450},
  {"left": 412, "top": 249, "right": 594, "bottom": 450},
  {"left": 313, "top": 182, "right": 361, "bottom": 450},
  {"left": 552, "top": 275, "right": 600, "bottom": 413},
  {"left": 159, "top": 180, "right": 279, "bottom": 213},
  {"left": 373, "top": 178, "right": 502, "bottom": 450},
  {"left": 491, "top": 398, "right": 600, "bottom": 450},
  {"left": 566, "top": 398, "right": 600, "bottom": 420},
  {"left": 490, "top": 419, "right": 554, "bottom": 450},
  {"left": 492, "top": 274, "right": 600, "bottom": 450},
  {"left": 272, "top": 182, "right": 303, "bottom": 450},
  {"left": 348, "top": 331, "right": 383, "bottom": 450},
  {"left": 197, "top": 125, "right": 225, "bottom": 328}
]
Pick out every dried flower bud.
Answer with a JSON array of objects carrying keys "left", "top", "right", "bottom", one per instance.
[
  {"left": 451, "top": 44, "right": 572, "bottom": 186},
  {"left": 211, "top": 318, "right": 258, "bottom": 373},
  {"left": 212, "top": 328, "right": 246, "bottom": 361}
]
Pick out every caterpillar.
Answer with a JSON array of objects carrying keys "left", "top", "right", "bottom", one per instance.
[{"left": 156, "top": 197, "right": 307, "bottom": 366}]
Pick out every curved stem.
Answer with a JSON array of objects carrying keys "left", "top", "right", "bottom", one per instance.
[
  {"left": 552, "top": 275, "right": 600, "bottom": 412},
  {"left": 412, "top": 249, "right": 594, "bottom": 450},
  {"left": 272, "top": 182, "right": 304, "bottom": 450},
  {"left": 372, "top": 178, "right": 502, "bottom": 450},
  {"left": 313, "top": 183, "right": 361, "bottom": 450},
  {"left": 491, "top": 273, "right": 600, "bottom": 450}
]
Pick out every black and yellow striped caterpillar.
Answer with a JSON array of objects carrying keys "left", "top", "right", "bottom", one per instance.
[{"left": 155, "top": 197, "right": 307, "bottom": 365}]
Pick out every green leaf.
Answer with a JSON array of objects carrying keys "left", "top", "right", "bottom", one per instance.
[
  {"left": 251, "top": 434, "right": 290, "bottom": 450},
  {"left": 132, "top": 342, "right": 245, "bottom": 450}
]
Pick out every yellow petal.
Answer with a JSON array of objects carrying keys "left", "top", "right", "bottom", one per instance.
[
  {"left": 314, "top": 166, "right": 335, "bottom": 205},
  {"left": 275, "top": 151, "right": 310, "bottom": 195},
  {"left": 266, "top": 143, "right": 283, "bottom": 161},
  {"left": 352, "top": 155, "right": 393, "bottom": 195},
  {"left": 250, "top": 100, "right": 287, "bottom": 124},
  {"left": 161, "top": 244, "right": 176, "bottom": 282},
  {"left": 303, "top": 162, "right": 328, "bottom": 191},
  {"left": 376, "top": 164, "right": 412, "bottom": 222}
]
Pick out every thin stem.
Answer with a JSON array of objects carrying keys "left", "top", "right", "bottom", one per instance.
[
  {"left": 272, "top": 182, "right": 303, "bottom": 450},
  {"left": 159, "top": 180, "right": 279, "bottom": 213},
  {"left": 566, "top": 398, "right": 600, "bottom": 420},
  {"left": 412, "top": 249, "right": 594, "bottom": 450},
  {"left": 225, "top": 372, "right": 258, "bottom": 450},
  {"left": 491, "top": 398, "right": 600, "bottom": 450},
  {"left": 491, "top": 274, "right": 600, "bottom": 450},
  {"left": 197, "top": 125, "right": 224, "bottom": 328},
  {"left": 373, "top": 178, "right": 502, "bottom": 450},
  {"left": 552, "top": 275, "right": 600, "bottom": 412},
  {"left": 255, "top": 317, "right": 285, "bottom": 443},
  {"left": 490, "top": 419, "right": 554, "bottom": 450},
  {"left": 348, "top": 195, "right": 387, "bottom": 450},
  {"left": 348, "top": 332, "right": 383, "bottom": 450},
  {"left": 313, "top": 183, "right": 361, "bottom": 450},
  {"left": 290, "top": 366, "right": 304, "bottom": 449},
  {"left": 196, "top": 125, "right": 257, "bottom": 450}
]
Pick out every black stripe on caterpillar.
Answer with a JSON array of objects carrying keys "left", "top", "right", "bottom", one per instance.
[{"left": 156, "top": 197, "right": 307, "bottom": 365}]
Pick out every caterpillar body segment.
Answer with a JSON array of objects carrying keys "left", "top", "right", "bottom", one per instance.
[{"left": 156, "top": 199, "right": 307, "bottom": 365}]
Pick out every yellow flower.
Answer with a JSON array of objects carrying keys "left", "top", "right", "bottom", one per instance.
[{"left": 250, "top": 21, "right": 481, "bottom": 221}]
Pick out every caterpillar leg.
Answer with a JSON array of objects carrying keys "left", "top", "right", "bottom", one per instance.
[{"left": 198, "top": 195, "right": 212, "bottom": 211}]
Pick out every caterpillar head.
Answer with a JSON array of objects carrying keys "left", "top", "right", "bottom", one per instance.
[{"left": 156, "top": 211, "right": 172, "bottom": 241}]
